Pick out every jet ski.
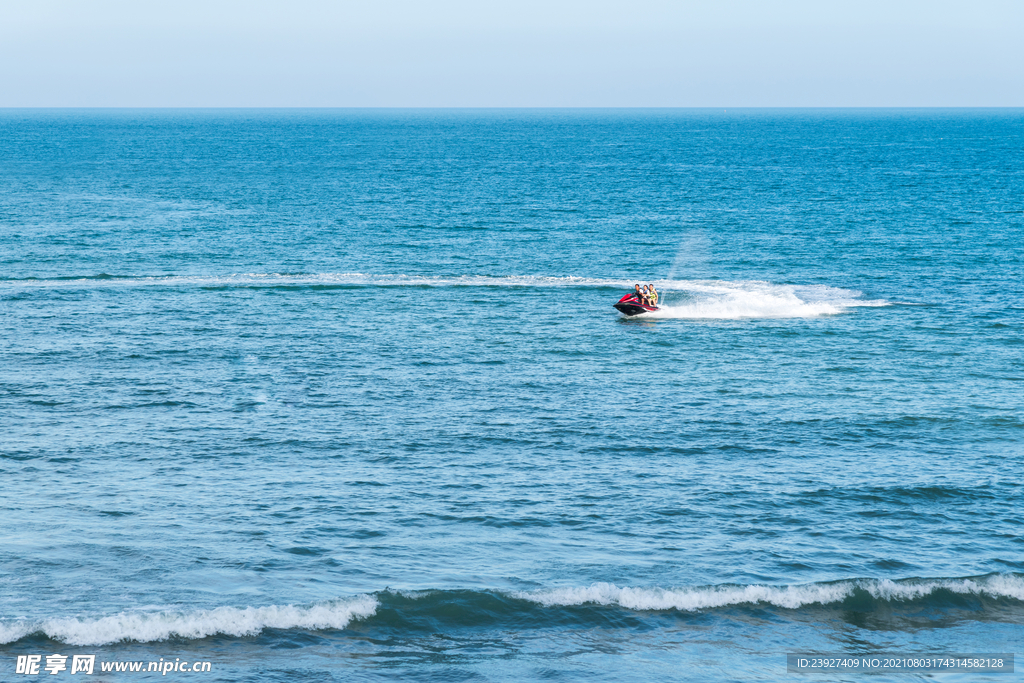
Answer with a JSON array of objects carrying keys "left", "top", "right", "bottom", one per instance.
[{"left": 614, "top": 293, "right": 659, "bottom": 316}]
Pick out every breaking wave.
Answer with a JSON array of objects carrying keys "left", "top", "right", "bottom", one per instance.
[
  {"left": 3, "top": 575, "right": 1021, "bottom": 646},
  {"left": 513, "top": 574, "right": 1024, "bottom": 611},
  {"left": 0, "top": 596, "right": 377, "bottom": 646}
]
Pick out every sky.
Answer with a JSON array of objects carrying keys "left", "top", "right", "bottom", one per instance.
[{"left": 1, "top": 0, "right": 1022, "bottom": 107}]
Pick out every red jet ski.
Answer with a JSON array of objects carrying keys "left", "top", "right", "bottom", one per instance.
[{"left": 614, "top": 293, "right": 660, "bottom": 316}]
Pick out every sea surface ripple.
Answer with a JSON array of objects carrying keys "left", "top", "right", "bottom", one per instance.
[{"left": 1, "top": 109, "right": 1022, "bottom": 681}]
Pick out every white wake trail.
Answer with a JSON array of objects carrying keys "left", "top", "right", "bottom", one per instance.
[
  {"left": 635, "top": 280, "right": 887, "bottom": 320},
  {"left": 1, "top": 272, "right": 889, "bottom": 320}
]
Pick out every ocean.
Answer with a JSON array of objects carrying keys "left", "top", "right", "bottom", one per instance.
[{"left": 1, "top": 109, "right": 1022, "bottom": 681}]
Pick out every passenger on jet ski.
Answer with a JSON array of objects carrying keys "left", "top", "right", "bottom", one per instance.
[{"left": 648, "top": 284, "right": 658, "bottom": 306}]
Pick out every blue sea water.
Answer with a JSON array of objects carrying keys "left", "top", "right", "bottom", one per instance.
[{"left": 1, "top": 109, "right": 1022, "bottom": 681}]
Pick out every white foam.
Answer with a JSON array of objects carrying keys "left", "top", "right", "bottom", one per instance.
[
  {"left": 512, "top": 575, "right": 1024, "bottom": 611},
  {"left": 0, "top": 621, "right": 34, "bottom": 644},
  {"left": 866, "top": 576, "right": 1024, "bottom": 602},
  {"left": 637, "top": 280, "right": 888, "bottom": 320},
  {"left": 0, "top": 596, "right": 377, "bottom": 646}
]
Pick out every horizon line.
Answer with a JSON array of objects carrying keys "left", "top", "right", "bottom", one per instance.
[{"left": 2, "top": 105, "right": 1023, "bottom": 111}]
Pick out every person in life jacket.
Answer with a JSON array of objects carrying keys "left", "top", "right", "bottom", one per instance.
[
  {"left": 647, "top": 283, "right": 658, "bottom": 306},
  {"left": 634, "top": 283, "right": 644, "bottom": 304}
]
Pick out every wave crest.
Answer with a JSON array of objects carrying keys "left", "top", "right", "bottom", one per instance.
[
  {"left": 3, "top": 576, "right": 1021, "bottom": 645},
  {"left": 0, "top": 596, "right": 378, "bottom": 646},
  {"left": 513, "top": 575, "right": 1024, "bottom": 611}
]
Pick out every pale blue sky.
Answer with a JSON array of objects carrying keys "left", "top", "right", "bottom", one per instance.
[{"left": 2, "top": 0, "right": 1021, "bottom": 107}]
